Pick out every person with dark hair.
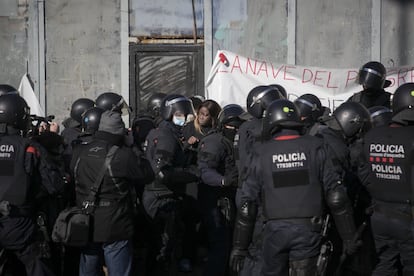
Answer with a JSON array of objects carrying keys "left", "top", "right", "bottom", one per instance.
[
  {"left": 183, "top": 99, "right": 222, "bottom": 158},
  {"left": 357, "top": 82, "right": 414, "bottom": 275},
  {"left": 197, "top": 104, "right": 245, "bottom": 276},
  {"left": 182, "top": 99, "right": 221, "bottom": 207},
  {"left": 347, "top": 61, "right": 392, "bottom": 108},
  {"left": 230, "top": 99, "right": 359, "bottom": 275}
]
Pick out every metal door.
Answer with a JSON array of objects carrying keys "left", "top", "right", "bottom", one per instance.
[{"left": 129, "top": 44, "right": 204, "bottom": 120}]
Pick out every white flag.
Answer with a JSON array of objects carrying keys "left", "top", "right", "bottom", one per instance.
[{"left": 18, "top": 74, "right": 45, "bottom": 117}]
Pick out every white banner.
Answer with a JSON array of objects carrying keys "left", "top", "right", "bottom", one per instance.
[{"left": 206, "top": 50, "right": 414, "bottom": 111}]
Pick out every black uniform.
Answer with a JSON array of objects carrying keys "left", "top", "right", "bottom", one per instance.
[
  {"left": 238, "top": 129, "right": 354, "bottom": 275},
  {"left": 197, "top": 129, "right": 237, "bottom": 276},
  {"left": 0, "top": 128, "right": 58, "bottom": 276},
  {"left": 143, "top": 120, "right": 199, "bottom": 273},
  {"left": 358, "top": 124, "right": 414, "bottom": 275},
  {"left": 182, "top": 121, "right": 211, "bottom": 164},
  {"left": 234, "top": 118, "right": 267, "bottom": 276},
  {"left": 347, "top": 89, "right": 392, "bottom": 109},
  {"left": 61, "top": 118, "right": 82, "bottom": 173},
  {"left": 319, "top": 127, "right": 376, "bottom": 275}
]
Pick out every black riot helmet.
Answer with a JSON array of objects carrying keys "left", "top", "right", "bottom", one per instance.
[
  {"left": 70, "top": 98, "right": 95, "bottom": 124},
  {"left": 0, "top": 84, "right": 19, "bottom": 96},
  {"left": 132, "top": 113, "right": 155, "bottom": 147},
  {"left": 81, "top": 107, "right": 104, "bottom": 133},
  {"left": 246, "top": 85, "right": 283, "bottom": 119},
  {"left": 96, "top": 92, "right": 130, "bottom": 115},
  {"left": 268, "top": 84, "right": 287, "bottom": 98},
  {"left": 266, "top": 99, "right": 303, "bottom": 134},
  {"left": 329, "top": 102, "right": 372, "bottom": 138},
  {"left": 218, "top": 104, "right": 245, "bottom": 128},
  {"left": 147, "top": 93, "right": 167, "bottom": 117},
  {"left": 218, "top": 104, "right": 245, "bottom": 141},
  {"left": 190, "top": 95, "right": 205, "bottom": 111},
  {"left": 391, "top": 82, "right": 414, "bottom": 124},
  {"left": 160, "top": 94, "right": 194, "bottom": 121},
  {"left": 294, "top": 93, "right": 323, "bottom": 123},
  {"left": 358, "top": 61, "right": 387, "bottom": 90},
  {"left": 0, "top": 94, "right": 30, "bottom": 131},
  {"left": 368, "top": 106, "right": 392, "bottom": 127}
]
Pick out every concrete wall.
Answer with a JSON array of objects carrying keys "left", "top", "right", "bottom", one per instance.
[
  {"left": 0, "top": 0, "right": 28, "bottom": 89},
  {"left": 382, "top": 0, "right": 414, "bottom": 66},
  {"left": 45, "top": 0, "right": 122, "bottom": 123},
  {"left": 296, "top": 0, "right": 371, "bottom": 67}
]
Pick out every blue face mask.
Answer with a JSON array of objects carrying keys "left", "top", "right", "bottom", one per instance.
[{"left": 172, "top": 115, "right": 186, "bottom": 126}]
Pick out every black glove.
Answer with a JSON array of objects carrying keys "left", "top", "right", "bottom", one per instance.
[
  {"left": 222, "top": 169, "right": 238, "bottom": 187},
  {"left": 229, "top": 248, "right": 248, "bottom": 273},
  {"left": 343, "top": 239, "right": 362, "bottom": 255}
]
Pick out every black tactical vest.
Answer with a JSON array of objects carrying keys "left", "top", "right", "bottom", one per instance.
[
  {"left": 0, "top": 135, "right": 32, "bottom": 206},
  {"left": 363, "top": 125, "right": 414, "bottom": 204},
  {"left": 348, "top": 90, "right": 391, "bottom": 109},
  {"left": 260, "top": 135, "right": 324, "bottom": 220},
  {"left": 144, "top": 124, "right": 188, "bottom": 190}
]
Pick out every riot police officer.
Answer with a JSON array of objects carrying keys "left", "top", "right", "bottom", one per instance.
[
  {"left": 197, "top": 104, "right": 244, "bottom": 276},
  {"left": 230, "top": 99, "right": 359, "bottom": 276},
  {"left": 236, "top": 85, "right": 283, "bottom": 186},
  {"left": 189, "top": 95, "right": 205, "bottom": 112},
  {"left": 357, "top": 82, "right": 414, "bottom": 275},
  {"left": 61, "top": 98, "right": 94, "bottom": 168},
  {"left": 131, "top": 113, "right": 156, "bottom": 151},
  {"left": 0, "top": 84, "right": 19, "bottom": 95},
  {"left": 369, "top": 106, "right": 392, "bottom": 128},
  {"left": 146, "top": 92, "right": 167, "bottom": 126},
  {"left": 76, "top": 106, "right": 105, "bottom": 144},
  {"left": 268, "top": 84, "right": 287, "bottom": 99},
  {"left": 347, "top": 61, "right": 392, "bottom": 108},
  {"left": 95, "top": 92, "right": 130, "bottom": 115},
  {"left": 143, "top": 94, "right": 199, "bottom": 274},
  {"left": 0, "top": 93, "right": 59, "bottom": 276},
  {"left": 321, "top": 102, "right": 374, "bottom": 275},
  {"left": 294, "top": 93, "right": 325, "bottom": 135},
  {"left": 95, "top": 92, "right": 134, "bottom": 146},
  {"left": 234, "top": 85, "right": 282, "bottom": 275}
]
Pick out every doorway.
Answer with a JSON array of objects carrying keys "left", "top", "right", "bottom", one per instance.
[{"left": 129, "top": 44, "right": 204, "bottom": 120}]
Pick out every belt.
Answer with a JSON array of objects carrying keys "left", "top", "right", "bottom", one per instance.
[
  {"left": 271, "top": 217, "right": 323, "bottom": 231},
  {"left": 82, "top": 200, "right": 113, "bottom": 207}
]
